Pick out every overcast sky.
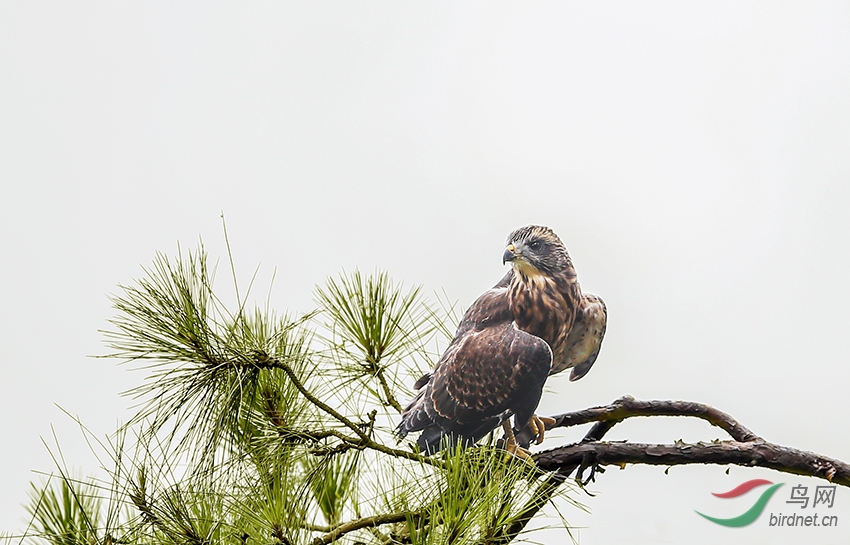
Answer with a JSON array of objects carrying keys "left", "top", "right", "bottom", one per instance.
[{"left": 1, "top": 2, "right": 849, "bottom": 543}]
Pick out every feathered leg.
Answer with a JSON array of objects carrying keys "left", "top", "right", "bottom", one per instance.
[{"left": 501, "top": 420, "right": 532, "bottom": 460}]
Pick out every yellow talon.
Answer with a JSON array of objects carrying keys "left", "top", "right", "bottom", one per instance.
[{"left": 529, "top": 415, "right": 556, "bottom": 444}]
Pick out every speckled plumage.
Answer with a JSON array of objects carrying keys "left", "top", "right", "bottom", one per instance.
[
  {"left": 558, "top": 293, "right": 607, "bottom": 381},
  {"left": 397, "top": 226, "right": 607, "bottom": 453}
]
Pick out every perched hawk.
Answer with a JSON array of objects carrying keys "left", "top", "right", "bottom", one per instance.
[{"left": 397, "top": 225, "right": 607, "bottom": 456}]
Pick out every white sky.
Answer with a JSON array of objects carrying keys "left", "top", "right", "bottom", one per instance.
[{"left": 1, "top": 2, "right": 849, "bottom": 543}]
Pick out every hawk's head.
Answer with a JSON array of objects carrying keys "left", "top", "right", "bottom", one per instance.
[{"left": 503, "top": 225, "right": 572, "bottom": 277}]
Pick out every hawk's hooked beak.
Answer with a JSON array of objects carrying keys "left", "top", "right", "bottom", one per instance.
[{"left": 503, "top": 244, "right": 518, "bottom": 265}]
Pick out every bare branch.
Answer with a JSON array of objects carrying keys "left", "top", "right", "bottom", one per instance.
[
  {"left": 488, "top": 395, "right": 850, "bottom": 537},
  {"left": 546, "top": 395, "right": 759, "bottom": 442},
  {"left": 534, "top": 439, "right": 850, "bottom": 487},
  {"left": 528, "top": 397, "right": 849, "bottom": 488}
]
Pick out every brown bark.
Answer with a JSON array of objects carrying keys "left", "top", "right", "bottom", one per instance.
[
  {"left": 534, "top": 439, "right": 850, "bottom": 486},
  {"left": 546, "top": 395, "right": 760, "bottom": 442},
  {"left": 530, "top": 395, "right": 849, "bottom": 485}
]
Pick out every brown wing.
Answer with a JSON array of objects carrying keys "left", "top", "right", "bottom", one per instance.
[
  {"left": 452, "top": 272, "right": 513, "bottom": 338},
  {"left": 549, "top": 293, "right": 607, "bottom": 379},
  {"left": 398, "top": 286, "right": 552, "bottom": 453},
  {"left": 406, "top": 272, "right": 513, "bottom": 391},
  {"left": 428, "top": 322, "right": 551, "bottom": 429}
]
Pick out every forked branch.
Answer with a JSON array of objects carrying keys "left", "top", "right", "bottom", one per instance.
[
  {"left": 546, "top": 395, "right": 759, "bottom": 442},
  {"left": 533, "top": 395, "right": 850, "bottom": 487},
  {"left": 472, "top": 395, "right": 850, "bottom": 545}
]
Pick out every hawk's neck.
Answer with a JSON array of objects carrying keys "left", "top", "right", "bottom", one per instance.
[{"left": 508, "top": 269, "right": 580, "bottom": 350}]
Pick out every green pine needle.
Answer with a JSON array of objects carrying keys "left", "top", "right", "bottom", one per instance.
[{"left": 21, "top": 242, "right": 579, "bottom": 545}]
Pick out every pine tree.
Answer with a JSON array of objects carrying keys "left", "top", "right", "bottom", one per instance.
[
  {"left": 21, "top": 242, "right": 850, "bottom": 545},
  {"left": 23, "top": 244, "right": 578, "bottom": 545}
]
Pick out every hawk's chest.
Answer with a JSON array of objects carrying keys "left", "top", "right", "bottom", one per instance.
[{"left": 509, "top": 275, "right": 578, "bottom": 355}]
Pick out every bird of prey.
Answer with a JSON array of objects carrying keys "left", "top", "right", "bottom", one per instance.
[{"left": 397, "top": 225, "right": 607, "bottom": 457}]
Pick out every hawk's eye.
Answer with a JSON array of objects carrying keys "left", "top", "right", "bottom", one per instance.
[{"left": 528, "top": 240, "right": 542, "bottom": 251}]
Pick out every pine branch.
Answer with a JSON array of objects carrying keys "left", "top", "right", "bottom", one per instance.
[
  {"left": 375, "top": 367, "right": 403, "bottom": 413},
  {"left": 310, "top": 511, "right": 422, "bottom": 545},
  {"left": 479, "top": 474, "right": 564, "bottom": 545},
  {"left": 251, "top": 356, "right": 442, "bottom": 468}
]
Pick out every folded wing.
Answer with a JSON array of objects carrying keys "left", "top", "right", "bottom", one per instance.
[
  {"left": 398, "top": 284, "right": 552, "bottom": 453},
  {"left": 550, "top": 293, "right": 607, "bottom": 380}
]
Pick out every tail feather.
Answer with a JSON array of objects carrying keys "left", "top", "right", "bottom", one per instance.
[
  {"left": 397, "top": 389, "right": 431, "bottom": 438},
  {"left": 398, "top": 382, "right": 511, "bottom": 454},
  {"left": 409, "top": 415, "right": 507, "bottom": 455},
  {"left": 416, "top": 426, "right": 457, "bottom": 454}
]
